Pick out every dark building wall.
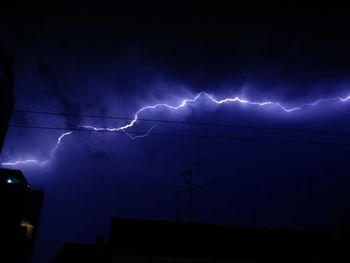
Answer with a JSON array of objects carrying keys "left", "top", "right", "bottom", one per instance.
[
  {"left": 0, "top": 43, "right": 15, "bottom": 155},
  {"left": 0, "top": 169, "right": 44, "bottom": 263}
]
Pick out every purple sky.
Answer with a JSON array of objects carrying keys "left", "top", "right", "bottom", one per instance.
[{"left": 2, "top": 2, "right": 350, "bottom": 262}]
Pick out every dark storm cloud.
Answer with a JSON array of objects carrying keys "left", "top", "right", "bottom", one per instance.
[{"left": 36, "top": 61, "right": 82, "bottom": 127}]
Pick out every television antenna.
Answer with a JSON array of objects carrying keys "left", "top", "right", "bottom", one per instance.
[{"left": 176, "top": 157, "right": 215, "bottom": 223}]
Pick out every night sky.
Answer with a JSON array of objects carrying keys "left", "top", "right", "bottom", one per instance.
[{"left": 2, "top": 2, "right": 350, "bottom": 262}]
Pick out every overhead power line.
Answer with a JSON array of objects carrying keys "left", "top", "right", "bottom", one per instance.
[
  {"left": 8, "top": 124, "right": 350, "bottom": 147},
  {"left": 13, "top": 109, "right": 350, "bottom": 136}
]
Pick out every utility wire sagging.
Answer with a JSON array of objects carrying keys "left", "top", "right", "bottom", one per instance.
[
  {"left": 3, "top": 91, "right": 350, "bottom": 167},
  {"left": 13, "top": 109, "right": 350, "bottom": 136},
  {"left": 7, "top": 124, "right": 350, "bottom": 147}
]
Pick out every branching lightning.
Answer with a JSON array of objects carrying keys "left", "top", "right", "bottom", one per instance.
[
  {"left": 0, "top": 131, "right": 73, "bottom": 166},
  {"left": 123, "top": 124, "right": 159, "bottom": 139},
  {"left": 1, "top": 91, "right": 350, "bottom": 167}
]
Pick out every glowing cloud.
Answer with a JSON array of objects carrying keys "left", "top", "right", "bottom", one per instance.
[{"left": 2, "top": 91, "right": 350, "bottom": 167}]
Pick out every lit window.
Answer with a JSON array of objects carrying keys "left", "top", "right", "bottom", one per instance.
[
  {"left": 20, "top": 218, "right": 34, "bottom": 239},
  {"left": 5, "top": 177, "right": 27, "bottom": 185},
  {"left": 6, "top": 178, "right": 14, "bottom": 184}
]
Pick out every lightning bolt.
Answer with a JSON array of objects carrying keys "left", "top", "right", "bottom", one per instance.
[
  {"left": 0, "top": 131, "right": 73, "bottom": 166},
  {"left": 1, "top": 91, "right": 350, "bottom": 167},
  {"left": 123, "top": 124, "right": 159, "bottom": 139}
]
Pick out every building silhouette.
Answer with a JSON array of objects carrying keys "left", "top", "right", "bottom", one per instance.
[
  {"left": 0, "top": 169, "right": 44, "bottom": 263},
  {"left": 54, "top": 217, "right": 350, "bottom": 262},
  {"left": 0, "top": 43, "right": 44, "bottom": 263},
  {"left": 0, "top": 42, "right": 15, "bottom": 154}
]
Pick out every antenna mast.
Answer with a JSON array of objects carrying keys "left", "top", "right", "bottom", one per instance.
[{"left": 176, "top": 158, "right": 214, "bottom": 223}]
